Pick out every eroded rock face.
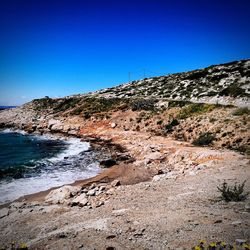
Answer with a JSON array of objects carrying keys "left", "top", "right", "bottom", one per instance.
[
  {"left": 45, "top": 185, "right": 81, "bottom": 204},
  {"left": 48, "top": 119, "right": 63, "bottom": 131}
]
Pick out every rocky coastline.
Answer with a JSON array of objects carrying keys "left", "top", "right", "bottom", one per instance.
[
  {"left": 0, "top": 59, "right": 249, "bottom": 249},
  {"left": 0, "top": 107, "right": 249, "bottom": 249}
]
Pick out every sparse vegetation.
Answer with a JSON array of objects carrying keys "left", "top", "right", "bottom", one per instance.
[
  {"left": 1, "top": 241, "right": 28, "bottom": 250},
  {"left": 131, "top": 99, "right": 156, "bottom": 111},
  {"left": 192, "top": 239, "right": 250, "bottom": 250},
  {"left": 219, "top": 84, "right": 246, "bottom": 97},
  {"left": 232, "top": 107, "right": 250, "bottom": 116},
  {"left": 157, "top": 120, "right": 163, "bottom": 125},
  {"left": 217, "top": 180, "right": 249, "bottom": 202},
  {"left": 165, "top": 119, "right": 179, "bottom": 132},
  {"left": 192, "top": 132, "right": 215, "bottom": 146},
  {"left": 235, "top": 145, "right": 250, "bottom": 155},
  {"left": 178, "top": 103, "right": 216, "bottom": 119}
]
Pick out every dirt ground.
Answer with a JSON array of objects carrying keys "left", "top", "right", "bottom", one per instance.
[{"left": 0, "top": 129, "right": 249, "bottom": 250}]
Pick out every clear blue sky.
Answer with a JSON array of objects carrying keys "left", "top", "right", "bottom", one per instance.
[{"left": 0, "top": 0, "right": 250, "bottom": 105}]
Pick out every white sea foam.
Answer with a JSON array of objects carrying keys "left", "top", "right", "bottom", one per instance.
[
  {"left": 1, "top": 128, "right": 27, "bottom": 135},
  {"left": 0, "top": 133, "right": 100, "bottom": 205},
  {"left": 0, "top": 163, "right": 100, "bottom": 204},
  {"left": 48, "top": 138, "right": 90, "bottom": 162}
]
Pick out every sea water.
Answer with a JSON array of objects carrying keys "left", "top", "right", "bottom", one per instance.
[{"left": 0, "top": 130, "right": 100, "bottom": 204}]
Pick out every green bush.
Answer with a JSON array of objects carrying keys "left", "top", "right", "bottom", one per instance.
[
  {"left": 217, "top": 180, "right": 249, "bottom": 202},
  {"left": 219, "top": 84, "right": 246, "bottom": 97},
  {"left": 178, "top": 103, "right": 216, "bottom": 119},
  {"left": 131, "top": 99, "right": 155, "bottom": 111},
  {"left": 232, "top": 107, "right": 250, "bottom": 116},
  {"left": 192, "top": 132, "right": 215, "bottom": 146},
  {"left": 165, "top": 119, "right": 179, "bottom": 132},
  {"left": 157, "top": 120, "right": 163, "bottom": 125}
]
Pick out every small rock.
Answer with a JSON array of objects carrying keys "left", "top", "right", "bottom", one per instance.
[
  {"left": 188, "top": 171, "right": 196, "bottom": 176},
  {"left": 0, "top": 208, "right": 9, "bottom": 218},
  {"left": 236, "top": 239, "right": 247, "bottom": 245},
  {"left": 106, "top": 235, "right": 116, "bottom": 239},
  {"left": 95, "top": 190, "right": 103, "bottom": 196},
  {"left": 110, "top": 122, "right": 117, "bottom": 128},
  {"left": 99, "top": 186, "right": 106, "bottom": 191},
  {"left": 152, "top": 175, "right": 164, "bottom": 182},
  {"left": 96, "top": 201, "right": 104, "bottom": 208},
  {"left": 89, "top": 183, "right": 96, "bottom": 190},
  {"left": 45, "top": 185, "right": 81, "bottom": 204},
  {"left": 87, "top": 189, "right": 96, "bottom": 196},
  {"left": 111, "top": 179, "right": 121, "bottom": 187},
  {"left": 71, "top": 193, "right": 88, "bottom": 207},
  {"left": 106, "top": 188, "right": 115, "bottom": 195},
  {"left": 231, "top": 220, "right": 242, "bottom": 225},
  {"left": 214, "top": 219, "right": 223, "bottom": 224},
  {"left": 244, "top": 203, "right": 250, "bottom": 212},
  {"left": 57, "top": 232, "right": 67, "bottom": 238}
]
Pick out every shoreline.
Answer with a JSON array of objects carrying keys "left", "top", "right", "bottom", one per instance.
[
  {"left": 0, "top": 127, "right": 139, "bottom": 206},
  {"left": 0, "top": 124, "right": 249, "bottom": 249}
]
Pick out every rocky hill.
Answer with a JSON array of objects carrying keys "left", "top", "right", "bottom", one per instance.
[
  {"left": 0, "top": 59, "right": 249, "bottom": 155},
  {"left": 88, "top": 59, "right": 250, "bottom": 107}
]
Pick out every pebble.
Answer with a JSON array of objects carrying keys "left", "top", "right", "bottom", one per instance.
[
  {"left": 244, "top": 203, "right": 250, "bottom": 212},
  {"left": 110, "top": 122, "right": 117, "bottom": 128},
  {"left": 214, "top": 219, "right": 223, "bottom": 224},
  {"left": 111, "top": 179, "right": 121, "bottom": 187},
  {"left": 231, "top": 220, "right": 242, "bottom": 225},
  {"left": 87, "top": 189, "right": 96, "bottom": 196}
]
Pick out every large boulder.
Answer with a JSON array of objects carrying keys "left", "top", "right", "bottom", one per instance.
[
  {"left": 45, "top": 185, "right": 81, "bottom": 204},
  {"left": 48, "top": 119, "right": 63, "bottom": 132}
]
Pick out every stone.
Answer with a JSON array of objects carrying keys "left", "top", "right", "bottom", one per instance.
[
  {"left": 236, "top": 239, "right": 247, "bottom": 245},
  {"left": 231, "top": 220, "right": 242, "bottom": 225},
  {"left": 188, "top": 171, "right": 196, "bottom": 176},
  {"left": 214, "top": 219, "right": 222, "bottom": 224},
  {"left": 0, "top": 208, "right": 9, "bottom": 218},
  {"left": 99, "top": 186, "right": 106, "bottom": 191},
  {"left": 96, "top": 201, "right": 104, "bottom": 208},
  {"left": 106, "top": 235, "right": 116, "bottom": 239},
  {"left": 95, "top": 190, "right": 103, "bottom": 196},
  {"left": 106, "top": 188, "right": 115, "bottom": 195},
  {"left": 89, "top": 183, "right": 96, "bottom": 189},
  {"left": 48, "top": 119, "right": 62, "bottom": 130},
  {"left": 87, "top": 189, "right": 96, "bottom": 196},
  {"left": 45, "top": 185, "right": 81, "bottom": 204},
  {"left": 111, "top": 179, "right": 121, "bottom": 187},
  {"left": 145, "top": 152, "right": 162, "bottom": 163},
  {"left": 110, "top": 122, "right": 117, "bottom": 128},
  {"left": 244, "top": 203, "right": 250, "bottom": 212},
  {"left": 71, "top": 193, "right": 88, "bottom": 207}
]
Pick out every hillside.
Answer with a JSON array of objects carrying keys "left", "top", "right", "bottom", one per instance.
[
  {"left": 0, "top": 59, "right": 249, "bottom": 155},
  {"left": 88, "top": 59, "right": 250, "bottom": 107}
]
